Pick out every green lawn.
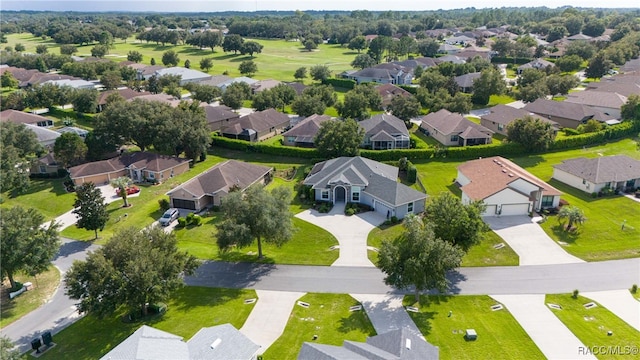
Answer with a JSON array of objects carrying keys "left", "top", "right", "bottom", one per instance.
[
  {"left": 6, "top": 33, "right": 356, "bottom": 82},
  {"left": 1, "top": 178, "right": 76, "bottom": 221},
  {"left": 262, "top": 293, "right": 377, "bottom": 360},
  {"left": 487, "top": 94, "right": 516, "bottom": 107},
  {"left": 367, "top": 223, "right": 518, "bottom": 267},
  {"left": 0, "top": 266, "right": 60, "bottom": 329},
  {"left": 546, "top": 294, "right": 640, "bottom": 360},
  {"left": 404, "top": 295, "right": 545, "bottom": 360},
  {"left": 37, "top": 287, "right": 257, "bottom": 360}
]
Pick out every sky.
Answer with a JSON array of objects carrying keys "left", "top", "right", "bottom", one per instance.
[{"left": 1, "top": 1, "right": 638, "bottom": 13}]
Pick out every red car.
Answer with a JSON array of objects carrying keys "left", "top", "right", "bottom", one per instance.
[{"left": 116, "top": 186, "right": 140, "bottom": 196}]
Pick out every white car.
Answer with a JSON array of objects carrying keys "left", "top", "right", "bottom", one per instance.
[{"left": 159, "top": 208, "right": 180, "bottom": 226}]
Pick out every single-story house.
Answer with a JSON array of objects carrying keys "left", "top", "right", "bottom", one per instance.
[
  {"left": 480, "top": 104, "right": 557, "bottom": 136},
  {"left": 198, "top": 75, "right": 233, "bottom": 87},
  {"left": 204, "top": 105, "right": 240, "bottom": 132},
  {"left": 564, "top": 91, "right": 627, "bottom": 120},
  {"left": 97, "top": 88, "right": 150, "bottom": 111},
  {"left": 136, "top": 65, "right": 166, "bottom": 80},
  {"left": 586, "top": 79, "right": 640, "bottom": 97},
  {"left": 284, "top": 81, "right": 307, "bottom": 95},
  {"left": 251, "top": 79, "right": 282, "bottom": 93},
  {"left": 299, "top": 327, "right": 438, "bottom": 360},
  {"left": 155, "top": 67, "right": 213, "bottom": 85},
  {"left": 454, "top": 72, "right": 481, "bottom": 93},
  {"left": 100, "top": 324, "right": 260, "bottom": 360},
  {"left": 360, "top": 113, "right": 410, "bottom": 150},
  {"left": 523, "top": 98, "right": 612, "bottom": 129},
  {"left": 303, "top": 157, "right": 427, "bottom": 219},
  {"left": 517, "top": 58, "right": 554, "bottom": 74},
  {"left": 25, "top": 124, "right": 61, "bottom": 149},
  {"left": 218, "top": 77, "right": 258, "bottom": 91},
  {"left": 43, "top": 79, "right": 96, "bottom": 90},
  {"left": 456, "top": 49, "right": 492, "bottom": 61},
  {"left": 567, "top": 33, "right": 593, "bottom": 41},
  {"left": 68, "top": 152, "right": 191, "bottom": 186},
  {"left": 438, "top": 44, "right": 462, "bottom": 54},
  {"left": 167, "top": 160, "right": 272, "bottom": 211},
  {"left": 0, "top": 109, "right": 54, "bottom": 127},
  {"left": 282, "top": 114, "right": 332, "bottom": 147},
  {"left": 434, "top": 55, "right": 466, "bottom": 64},
  {"left": 420, "top": 109, "right": 493, "bottom": 146},
  {"left": 552, "top": 155, "right": 640, "bottom": 194},
  {"left": 457, "top": 156, "right": 562, "bottom": 216},
  {"left": 375, "top": 83, "right": 412, "bottom": 108},
  {"left": 220, "top": 108, "right": 290, "bottom": 142},
  {"left": 30, "top": 153, "right": 60, "bottom": 175},
  {"left": 56, "top": 126, "right": 89, "bottom": 139},
  {"left": 348, "top": 64, "right": 413, "bottom": 85},
  {"left": 445, "top": 35, "right": 475, "bottom": 45}
]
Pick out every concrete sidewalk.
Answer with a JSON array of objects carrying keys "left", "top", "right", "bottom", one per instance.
[
  {"left": 240, "top": 290, "right": 306, "bottom": 355},
  {"left": 491, "top": 294, "right": 596, "bottom": 360},
  {"left": 295, "top": 203, "right": 385, "bottom": 267},
  {"left": 582, "top": 290, "right": 640, "bottom": 332},
  {"left": 485, "top": 216, "right": 584, "bottom": 265},
  {"left": 351, "top": 294, "right": 423, "bottom": 338}
]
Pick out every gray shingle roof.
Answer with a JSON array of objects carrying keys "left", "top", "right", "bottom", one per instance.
[
  {"left": 523, "top": 98, "right": 597, "bottom": 122},
  {"left": 222, "top": 108, "right": 290, "bottom": 135},
  {"left": 25, "top": 124, "right": 60, "bottom": 143},
  {"left": 365, "top": 327, "right": 439, "bottom": 360},
  {"left": 99, "top": 325, "right": 189, "bottom": 360},
  {"left": 565, "top": 91, "right": 627, "bottom": 110},
  {"left": 420, "top": 109, "right": 493, "bottom": 137},
  {"left": 553, "top": 156, "right": 640, "bottom": 184},
  {"left": 69, "top": 152, "right": 190, "bottom": 179},
  {"left": 481, "top": 105, "right": 553, "bottom": 126},
  {"left": 298, "top": 342, "right": 371, "bottom": 360},
  {"left": 282, "top": 114, "right": 332, "bottom": 138},
  {"left": 360, "top": 114, "right": 409, "bottom": 139},
  {"left": 454, "top": 72, "right": 481, "bottom": 89},
  {"left": 187, "top": 324, "right": 260, "bottom": 360}
]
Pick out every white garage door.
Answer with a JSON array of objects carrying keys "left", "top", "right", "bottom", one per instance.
[
  {"left": 500, "top": 203, "right": 530, "bottom": 216},
  {"left": 373, "top": 200, "right": 393, "bottom": 217},
  {"left": 482, "top": 205, "right": 497, "bottom": 217}
]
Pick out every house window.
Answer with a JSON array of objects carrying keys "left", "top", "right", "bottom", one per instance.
[
  {"left": 170, "top": 169, "right": 174, "bottom": 178},
  {"left": 407, "top": 202, "right": 414, "bottom": 213},
  {"left": 39, "top": 165, "right": 46, "bottom": 173},
  {"left": 321, "top": 190, "right": 329, "bottom": 200},
  {"left": 148, "top": 172, "right": 155, "bottom": 179},
  {"left": 498, "top": 124, "right": 504, "bottom": 131},
  {"left": 351, "top": 186, "right": 360, "bottom": 202},
  {"left": 450, "top": 135, "right": 459, "bottom": 142},
  {"left": 541, "top": 196, "right": 554, "bottom": 208}
]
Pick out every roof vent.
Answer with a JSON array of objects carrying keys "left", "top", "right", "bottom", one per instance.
[
  {"left": 502, "top": 169, "right": 507, "bottom": 173},
  {"left": 508, "top": 173, "right": 514, "bottom": 177},
  {"left": 496, "top": 161, "right": 502, "bottom": 165},
  {"left": 405, "top": 339, "right": 412, "bottom": 350},
  {"left": 210, "top": 338, "right": 222, "bottom": 349}
]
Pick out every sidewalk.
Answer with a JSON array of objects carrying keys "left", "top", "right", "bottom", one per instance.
[
  {"left": 239, "top": 290, "right": 306, "bottom": 355},
  {"left": 491, "top": 294, "right": 596, "bottom": 360},
  {"left": 582, "top": 290, "right": 640, "bottom": 332},
  {"left": 350, "top": 294, "right": 423, "bottom": 339}
]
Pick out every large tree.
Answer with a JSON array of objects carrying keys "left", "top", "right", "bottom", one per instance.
[
  {"left": 221, "top": 82, "right": 252, "bottom": 110},
  {"left": 337, "top": 91, "right": 369, "bottom": 120},
  {"left": 388, "top": 95, "right": 421, "bottom": 126},
  {"left": 309, "top": 64, "right": 331, "bottom": 82},
  {"left": 0, "top": 122, "right": 42, "bottom": 193},
  {"left": 65, "top": 226, "right": 197, "bottom": 317},
  {"left": 73, "top": 182, "right": 109, "bottom": 239},
  {"left": 314, "top": 118, "right": 364, "bottom": 158},
  {"left": 378, "top": 214, "right": 464, "bottom": 302},
  {"left": 222, "top": 34, "right": 244, "bottom": 54},
  {"left": 351, "top": 54, "right": 376, "bottom": 70},
  {"left": 0, "top": 336, "right": 20, "bottom": 360},
  {"left": 585, "top": 52, "right": 611, "bottom": 79},
  {"left": 507, "top": 116, "right": 556, "bottom": 152},
  {"left": 424, "top": 192, "right": 488, "bottom": 252},
  {"left": 54, "top": 132, "right": 88, "bottom": 168},
  {"left": 199, "top": 57, "right": 214, "bottom": 72},
  {"left": 240, "top": 41, "right": 263, "bottom": 57},
  {"left": 621, "top": 94, "right": 640, "bottom": 120},
  {"left": 238, "top": 60, "right": 258, "bottom": 76},
  {"left": 1, "top": 206, "right": 60, "bottom": 289},
  {"left": 161, "top": 50, "right": 180, "bottom": 67},
  {"left": 100, "top": 71, "right": 122, "bottom": 90},
  {"left": 216, "top": 185, "right": 294, "bottom": 259},
  {"left": 291, "top": 94, "right": 327, "bottom": 117},
  {"left": 555, "top": 54, "right": 583, "bottom": 72},
  {"left": 127, "top": 50, "right": 143, "bottom": 63},
  {"left": 471, "top": 68, "right": 506, "bottom": 106},
  {"left": 1, "top": 71, "right": 18, "bottom": 88},
  {"left": 348, "top": 36, "right": 367, "bottom": 53}
]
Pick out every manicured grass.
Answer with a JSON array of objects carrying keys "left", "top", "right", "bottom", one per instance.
[
  {"left": 0, "top": 178, "right": 76, "bottom": 221},
  {"left": 0, "top": 266, "right": 60, "bottom": 329},
  {"left": 487, "top": 94, "right": 516, "bottom": 107},
  {"left": 367, "top": 223, "right": 518, "bottom": 267},
  {"left": 262, "top": 293, "right": 377, "bottom": 360},
  {"left": 404, "top": 295, "right": 545, "bottom": 360},
  {"left": 38, "top": 287, "right": 257, "bottom": 360},
  {"left": 174, "top": 215, "right": 338, "bottom": 265},
  {"left": 546, "top": 294, "right": 640, "bottom": 360},
  {"left": 413, "top": 159, "right": 463, "bottom": 197},
  {"left": 6, "top": 34, "right": 356, "bottom": 82}
]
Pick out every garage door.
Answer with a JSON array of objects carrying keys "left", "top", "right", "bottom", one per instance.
[
  {"left": 373, "top": 200, "right": 393, "bottom": 217},
  {"left": 500, "top": 203, "right": 530, "bottom": 216},
  {"left": 172, "top": 198, "right": 196, "bottom": 210},
  {"left": 482, "top": 205, "right": 497, "bottom": 216}
]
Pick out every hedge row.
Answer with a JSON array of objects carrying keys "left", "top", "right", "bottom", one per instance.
[
  {"left": 211, "top": 136, "right": 319, "bottom": 158},
  {"left": 550, "top": 121, "right": 640, "bottom": 151},
  {"left": 360, "top": 148, "right": 435, "bottom": 161},
  {"left": 437, "top": 142, "right": 525, "bottom": 159},
  {"left": 491, "top": 56, "right": 533, "bottom": 65},
  {"left": 398, "top": 85, "right": 418, "bottom": 94},
  {"left": 323, "top": 78, "right": 357, "bottom": 89}
]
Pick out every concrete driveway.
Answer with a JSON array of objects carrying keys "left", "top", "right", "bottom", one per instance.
[
  {"left": 484, "top": 216, "right": 584, "bottom": 266},
  {"left": 582, "top": 290, "right": 640, "bottom": 332}
]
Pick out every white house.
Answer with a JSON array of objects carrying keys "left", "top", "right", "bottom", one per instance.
[{"left": 553, "top": 156, "right": 640, "bottom": 194}]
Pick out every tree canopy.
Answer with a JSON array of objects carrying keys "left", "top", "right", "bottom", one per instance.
[
  {"left": 507, "top": 115, "right": 556, "bottom": 152},
  {"left": 0, "top": 122, "right": 42, "bottom": 193},
  {"left": 65, "top": 226, "right": 198, "bottom": 317},
  {"left": 314, "top": 118, "right": 364, "bottom": 158},
  {"left": 73, "top": 182, "right": 109, "bottom": 239},
  {"left": 54, "top": 132, "right": 88, "bottom": 168}
]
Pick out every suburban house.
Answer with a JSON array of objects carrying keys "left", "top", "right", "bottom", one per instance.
[
  {"left": 567, "top": 33, "right": 593, "bottom": 41},
  {"left": 480, "top": 104, "right": 557, "bottom": 136},
  {"left": 438, "top": 43, "right": 461, "bottom": 54},
  {"left": 552, "top": 156, "right": 640, "bottom": 194},
  {"left": 435, "top": 55, "right": 466, "bottom": 64},
  {"left": 218, "top": 77, "right": 258, "bottom": 91},
  {"left": 586, "top": 77, "right": 640, "bottom": 97},
  {"left": 136, "top": 65, "right": 166, "bottom": 80},
  {"left": 565, "top": 91, "right": 627, "bottom": 119},
  {"left": 220, "top": 108, "right": 291, "bottom": 142},
  {"left": 1, "top": 109, "right": 54, "bottom": 127},
  {"left": 454, "top": 72, "right": 481, "bottom": 93},
  {"left": 282, "top": 114, "right": 332, "bottom": 147},
  {"left": 303, "top": 157, "right": 427, "bottom": 219},
  {"left": 100, "top": 324, "right": 260, "bottom": 360},
  {"left": 457, "top": 156, "right": 562, "bottom": 216},
  {"left": 375, "top": 83, "right": 412, "bottom": 108},
  {"left": 25, "top": 124, "right": 60, "bottom": 149},
  {"left": 420, "top": 109, "right": 493, "bottom": 146},
  {"left": 517, "top": 58, "right": 554, "bottom": 74},
  {"left": 97, "top": 88, "right": 150, "bottom": 111},
  {"left": 445, "top": 35, "right": 475, "bottom": 45},
  {"left": 348, "top": 63, "right": 413, "bottom": 85},
  {"left": 523, "top": 98, "right": 614, "bottom": 129},
  {"left": 360, "top": 113, "right": 410, "bottom": 150},
  {"left": 155, "top": 67, "right": 213, "bottom": 85},
  {"left": 456, "top": 49, "right": 492, "bottom": 61},
  {"left": 251, "top": 79, "right": 282, "bottom": 93},
  {"left": 204, "top": 105, "right": 240, "bottom": 132},
  {"left": 298, "top": 327, "right": 439, "bottom": 360},
  {"left": 56, "top": 126, "right": 90, "bottom": 139},
  {"left": 68, "top": 152, "right": 191, "bottom": 186},
  {"left": 198, "top": 74, "right": 233, "bottom": 87},
  {"left": 44, "top": 78, "right": 96, "bottom": 89},
  {"left": 167, "top": 160, "right": 272, "bottom": 211},
  {"left": 31, "top": 153, "right": 60, "bottom": 176}
]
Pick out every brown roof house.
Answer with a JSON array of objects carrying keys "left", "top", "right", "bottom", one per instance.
[
  {"left": 167, "top": 160, "right": 272, "bottom": 211},
  {"left": 282, "top": 114, "right": 332, "bottom": 147},
  {"left": 523, "top": 98, "right": 614, "bottom": 129},
  {"left": 457, "top": 156, "right": 562, "bottom": 216},
  {"left": 375, "top": 83, "right": 412, "bottom": 109},
  {"left": 30, "top": 153, "right": 60, "bottom": 176},
  {"left": 221, "top": 108, "right": 291, "bottom": 142},
  {"left": 1, "top": 110, "right": 54, "bottom": 127},
  {"left": 553, "top": 155, "right": 640, "bottom": 194},
  {"left": 480, "top": 105, "right": 558, "bottom": 136},
  {"left": 204, "top": 105, "right": 240, "bottom": 132},
  {"left": 517, "top": 58, "right": 554, "bottom": 74},
  {"left": 69, "top": 152, "right": 191, "bottom": 186},
  {"left": 360, "top": 113, "right": 410, "bottom": 150},
  {"left": 251, "top": 79, "right": 282, "bottom": 93},
  {"left": 420, "top": 109, "right": 493, "bottom": 146},
  {"left": 97, "top": 88, "right": 150, "bottom": 111}
]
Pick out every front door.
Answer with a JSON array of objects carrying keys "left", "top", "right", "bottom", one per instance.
[{"left": 334, "top": 186, "right": 346, "bottom": 203}]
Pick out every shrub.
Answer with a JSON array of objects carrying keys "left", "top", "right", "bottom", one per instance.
[
  {"left": 632, "top": 284, "right": 638, "bottom": 293},
  {"left": 345, "top": 208, "right": 356, "bottom": 216},
  {"left": 148, "top": 302, "right": 167, "bottom": 314},
  {"left": 572, "top": 289, "right": 579, "bottom": 299},
  {"left": 322, "top": 78, "right": 356, "bottom": 89},
  {"left": 390, "top": 216, "right": 399, "bottom": 224},
  {"left": 177, "top": 217, "right": 186, "bottom": 228},
  {"left": 158, "top": 198, "right": 170, "bottom": 212},
  {"left": 407, "top": 164, "right": 417, "bottom": 183},
  {"left": 398, "top": 157, "right": 409, "bottom": 171},
  {"left": 10, "top": 281, "right": 24, "bottom": 292},
  {"left": 192, "top": 214, "right": 203, "bottom": 226},
  {"left": 563, "top": 128, "right": 580, "bottom": 136},
  {"left": 316, "top": 202, "right": 333, "bottom": 213},
  {"left": 186, "top": 212, "right": 195, "bottom": 225}
]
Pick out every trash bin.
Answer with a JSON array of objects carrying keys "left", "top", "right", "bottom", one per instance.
[
  {"left": 42, "top": 331, "right": 53, "bottom": 346},
  {"left": 31, "top": 338, "right": 42, "bottom": 353}
]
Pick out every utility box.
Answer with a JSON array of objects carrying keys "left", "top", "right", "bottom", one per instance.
[
  {"left": 31, "top": 338, "right": 42, "bottom": 353},
  {"left": 42, "top": 331, "right": 53, "bottom": 346}
]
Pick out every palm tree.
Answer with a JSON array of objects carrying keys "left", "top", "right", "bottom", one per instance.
[
  {"left": 558, "top": 206, "right": 586, "bottom": 231},
  {"left": 111, "top": 177, "right": 131, "bottom": 208}
]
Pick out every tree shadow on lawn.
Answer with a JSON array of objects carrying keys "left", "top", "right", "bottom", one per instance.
[
  {"left": 178, "top": 47, "right": 212, "bottom": 55},
  {"left": 135, "top": 43, "right": 175, "bottom": 51},
  {"left": 160, "top": 286, "right": 248, "bottom": 314},
  {"left": 186, "top": 261, "right": 276, "bottom": 289},
  {"left": 8, "top": 178, "right": 67, "bottom": 198},
  {"left": 549, "top": 223, "right": 581, "bottom": 245},
  {"left": 337, "top": 303, "right": 377, "bottom": 336},
  {"left": 510, "top": 154, "right": 545, "bottom": 169},
  {"left": 227, "top": 55, "right": 254, "bottom": 63}
]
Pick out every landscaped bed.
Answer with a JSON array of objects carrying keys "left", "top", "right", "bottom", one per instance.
[
  {"left": 37, "top": 287, "right": 257, "bottom": 360},
  {"left": 404, "top": 295, "right": 545, "bottom": 360},
  {"left": 262, "top": 293, "right": 376, "bottom": 360}
]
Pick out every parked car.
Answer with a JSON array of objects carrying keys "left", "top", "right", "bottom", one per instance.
[
  {"left": 115, "top": 186, "right": 140, "bottom": 196},
  {"left": 159, "top": 208, "right": 180, "bottom": 226}
]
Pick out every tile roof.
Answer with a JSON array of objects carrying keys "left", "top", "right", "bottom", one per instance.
[
  {"left": 553, "top": 156, "right": 640, "bottom": 184},
  {"left": 282, "top": 114, "right": 332, "bottom": 138},
  {"left": 166, "top": 160, "right": 271, "bottom": 199},
  {"left": 458, "top": 156, "right": 562, "bottom": 201},
  {"left": 481, "top": 105, "right": 555, "bottom": 126},
  {"left": 69, "top": 152, "right": 190, "bottom": 179},
  {"left": 420, "top": 109, "right": 493, "bottom": 136}
]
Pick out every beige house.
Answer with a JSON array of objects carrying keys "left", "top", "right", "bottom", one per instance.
[
  {"left": 420, "top": 109, "right": 493, "bottom": 146},
  {"left": 167, "top": 160, "right": 272, "bottom": 211},
  {"left": 480, "top": 105, "right": 557, "bottom": 136},
  {"left": 553, "top": 156, "right": 640, "bottom": 194},
  {"left": 221, "top": 108, "right": 290, "bottom": 142}
]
